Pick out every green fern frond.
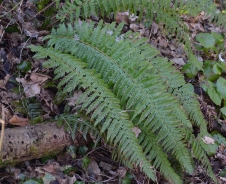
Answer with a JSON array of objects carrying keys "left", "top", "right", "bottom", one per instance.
[
  {"left": 46, "top": 22, "right": 196, "bottom": 174},
  {"left": 29, "top": 20, "right": 217, "bottom": 183},
  {"left": 61, "top": 114, "right": 101, "bottom": 144},
  {"left": 29, "top": 45, "right": 156, "bottom": 181},
  {"left": 54, "top": 0, "right": 225, "bottom": 70}
]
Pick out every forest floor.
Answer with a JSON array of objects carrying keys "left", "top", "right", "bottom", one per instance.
[{"left": 1, "top": 1, "right": 226, "bottom": 183}]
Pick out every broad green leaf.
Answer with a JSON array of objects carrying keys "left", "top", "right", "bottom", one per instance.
[
  {"left": 78, "top": 146, "right": 88, "bottom": 156},
  {"left": 220, "top": 106, "right": 226, "bottom": 116},
  {"left": 213, "top": 64, "right": 222, "bottom": 75},
  {"left": 211, "top": 32, "right": 224, "bottom": 45},
  {"left": 207, "top": 86, "right": 221, "bottom": 105},
  {"left": 82, "top": 156, "right": 90, "bottom": 169},
  {"left": 122, "top": 173, "right": 133, "bottom": 184},
  {"left": 219, "top": 62, "right": 226, "bottom": 72},
  {"left": 198, "top": 132, "right": 218, "bottom": 156},
  {"left": 216, "top": 77, "right": 226, "bottom": 99},
  {"left": 212, "top": 131, "right": 226, "bottom": 146},
  {"left": 220, "top": 169, "right": 226, "bottom": 177},
  {"left": 196, "top": 33, "right": 215, "bottom": 49},
  {"left": 17, "top": 61, "right": 32, "bottom": 72},
  {"left": 42, "top": 173, "right": 55, "bottom": 184}
]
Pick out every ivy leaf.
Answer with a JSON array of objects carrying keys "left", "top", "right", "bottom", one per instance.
[
  {"left": 220, "top": 107, "right": 226, "bottom": 116},
  {"left": 216, "top": 77, "right": 226, "bottom": 99},
  {"left": 196, "top": 33, "right": 215, "bottom": 49}
]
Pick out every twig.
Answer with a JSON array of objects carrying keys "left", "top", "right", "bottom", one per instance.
[
  {"left": 19, "top": 37, "right": 31, "bottom": 62},
  {"left": 0, "top": 105, "right": 5, "bottom": 151},
  {"left": 30, "top": 2, "right": 55, "bottom": 21},
  {"left": 0, "top": 0, "right": 23, "bottom": 18}
]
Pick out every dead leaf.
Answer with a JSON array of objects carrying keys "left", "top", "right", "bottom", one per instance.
[
  {"left": 16, "top": 78, "right": 41, "bottom": 97},
  {"left": 132, "top": 127, "right": 141, "bottom": 138},
  {"left": 129, "top": 14, "right": 138, "bottom": 22},
  {"left": 158, "top": 38, "right": 168, "bottom": 48},
  {"left": 9, "top": 115, "right": 29, "bottom": 126},
  {"left": 117, "top": 167, "right": 127, "bottom": 178},
  {"left": 0, "top": 74, "right": 10, "bottom": 89},
  {"left": 67, "top": 91, "right": 83, "bottom": 106},
  {"left": 30, "top": 73, "right": 49, "bottom": 84},
  {"left": 150, "top": 22, "right": 159, "bottom": 35},
  {"left": 116, "top": 12, "right": 130, "bottom": 24},
  {"left": 130, "top": 23, "right": 139, "bottom": 32},
  {"left": 201, "top": 136, "right": 215, "bottom": 144},
  {"left": 171, "top": 58, "right": 185, "bottom": 66}
]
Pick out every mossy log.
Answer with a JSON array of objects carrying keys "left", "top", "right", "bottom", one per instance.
[{"left": 0, "top": 122, "right": 88, "bottom": 167}]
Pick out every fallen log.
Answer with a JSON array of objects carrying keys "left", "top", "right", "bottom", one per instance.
[{"left": 0, "top": 122, "right": 88, "bottom": 167}]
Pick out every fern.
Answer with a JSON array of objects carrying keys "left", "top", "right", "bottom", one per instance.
[
  {"left": 29, "top": 21, "right": 217, "bottom": 183},
  {"left": 30, "top": 46, "right": 156, "bottom": 180},
  {"left": 54, "top": 0, "right": 225, "bottom": 74}
]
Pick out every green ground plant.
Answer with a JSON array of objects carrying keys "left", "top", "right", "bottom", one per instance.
[
  {"left": 192, "top": 32, "right": 226, "bottom": 119},
  {"left": 27, "top": 0, "right": 226, "bottom": 182},
  {"left": 30, "top": 20, "right": 217, "bottom": 183}
]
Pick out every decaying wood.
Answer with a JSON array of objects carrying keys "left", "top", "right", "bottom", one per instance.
[{"left": 0, "top": 122, "right": 88, "bottom": 167}]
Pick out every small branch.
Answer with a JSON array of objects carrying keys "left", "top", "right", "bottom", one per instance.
[
  {"left": 30, "top": 2, "right": 55, "bottom": 21},
  {"left": 0, "top": 0, "right": 23, "bottom": 18}
]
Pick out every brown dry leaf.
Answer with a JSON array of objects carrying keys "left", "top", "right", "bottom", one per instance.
[
  {"left": 132, "top": 127, "right": 141, "bottom": 138},
  {"left": 67, "top": 91, "right": 83, "bottom": 106},
  {"left": 16, "top": 78, "right": 41, "bottom": 97},
  {"left": 88, "top": 159, "right": 101, "bottom": 181},
  {"left": 42, "top": 162, "right": 61, "bottom": 174},
  {"left": 158, "top": 37, "right": 168, "bottom": 48},
  {"left": 116, "top": 12, "right": 130, "bottom": 24},
  {"left": 150, "top": 22, "right": 159, "bottom": 35},
  {"left": 9, "top": 115, "right": 29, "bottom": 126},
  {"left": 171, "top": 58, "right": 185, "bottom": 66},
  {"left": 10, "top": 32, "right": 24, "bottom": 47},
  {"left": 201, "top": 136, "right": 215, "bottom": 144},
  {"left": 190, "top": 23, "right": 205, "bottom": 32},
  {"left": 117, "top": 167, "right": 127, "bottom": 178},
  {"left": 30, "top": 73, "right": 49, "bottom": 84},
  {"left": 130, "top": 23, "right": 139, "bottom": 32},
  {"left": 0, "top": 74, "right": 10, "bottom": 89}
]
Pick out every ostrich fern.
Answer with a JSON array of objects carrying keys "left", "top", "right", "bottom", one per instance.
[{"left": 30, "top": 21, "right": 217, "bottom": 183}]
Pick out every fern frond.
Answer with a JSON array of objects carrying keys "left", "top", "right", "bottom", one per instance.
[
  {"left": 29, "top": 45, "right": 157, "bottom": 181},
  {"left": 29, "top": 20, "right": 218, "bottom": 182},
  {"left": 45, "top": 21, "right": 195, "bottom": 174},
  {"left": 61, "top": 114, "right": 101, "bottom": 144},
  {"left": 54, "top": 0, "right": 225, "bottom": 69}
]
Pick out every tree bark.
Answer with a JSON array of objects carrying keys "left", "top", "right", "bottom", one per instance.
[{"left": 0, "top": 122, "right": 88, "bottom": 167}]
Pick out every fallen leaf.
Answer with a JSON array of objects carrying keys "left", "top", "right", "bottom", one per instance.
[
  {"left": 117, "top": 167, "right": 127, "bottom": 178},
  {"left": 9, "top": 115, "right": 29, "bottom": 126},
  {"left": 201, "top": 136, "right": 215, "bottom": 144},
  {"left": 116, "top": 12, "right": 130, "bottom": 24},
  {"left": 150, "top": 22, "right": 159, "bottom": 35},
  {"left": 30, "top": 73, "right": 50, "bottom": 84},
  {"left": 16, "top": 78, "right": 41, "bottom": 97},
  {"left": 130, "top": 23, "right": 139, "bottom": 32},
  {"left": 171, "top": 58, "right": 185, "bottom": 65},
  {"left": 67, "top": 91, "right": 83, "bottom": 106},
  {"left": 132, "top": 127, "right": 141, "bottom": 138},
  {"left": 158, "top": 37, "right": 168, "bottom": 48},
  {"left": 0, "top": 74, "right": 10, "bottom": 89}
]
